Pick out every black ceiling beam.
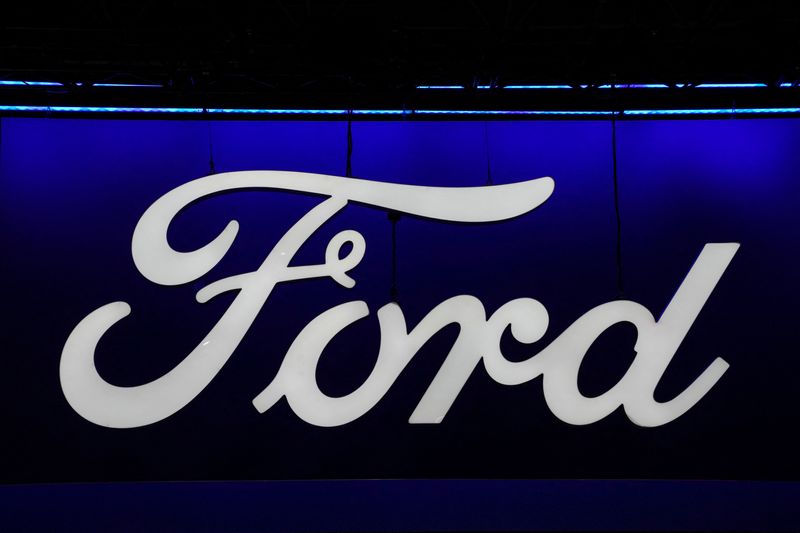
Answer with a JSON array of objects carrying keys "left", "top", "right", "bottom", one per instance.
[
  {"left": 2, "top": 1, "right": 800, "bottom": 113},
  {"left": 1, "top": 84, "right": 799, "bottom": 116}
]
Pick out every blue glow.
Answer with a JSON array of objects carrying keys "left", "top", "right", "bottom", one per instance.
[
  {"left": 93, "top": 83, "right": 163, "bottom": 88},
  {"left": 696, "top": 83, "right": 768, "bottom": 88},
  {"left": 415, "top": 85, "right": 464, "bottom": 89},
  {"left": 598, "top": 84, "right": 669, "bottom": 89},
  {"left": 0, "top": 106, "right": 204, "bottom": 113},
  {"left": 2, "top": 105, "right": 800, "bottom": 117},
  {"left": 413, "top": 109, "right": 612, "bottom": 116},
  {"left": 624, "top": 108, "right": 800, "bottom": 115},
  {"left": 205, "top": 108, "right": 347, "bottom": 115},
  {"left": 2, "top": 81, "right": 781, "bottom": 92},
  {"left": 0, "top": 80, "right": 63, "bottom": 86},
  {"left": 0, "top": 106, "right": 51, "bottom": 112},
  {"left": 351, "top": 109, "right": 408, "bottom": 115},
  {"left": 503, "top": 85, "right": 572, "bottom": 89},
  {"left": 628, "top": 84, "right": 669, "bottom": 89}
]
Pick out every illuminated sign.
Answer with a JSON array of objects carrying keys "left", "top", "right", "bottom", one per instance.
[{"left": 60, "top": 171, "right": 737, "bottom": 429}]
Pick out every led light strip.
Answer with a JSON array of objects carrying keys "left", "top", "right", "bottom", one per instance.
[
  {"left": 0, "top": 80, "right": 63, "bottom": 86},
  {"left": 92, "top": 83, "right": 163, "bottom": 88},
  {"left": 1, "top": 105, "right": 800, "bottom": 116},
  {"left": 503, "top": 85, "right": 573, "bottom": 89},
  {"left": 414, "top": 85, "right": 465, "bottom": 89},
  {"left": 623, "top": 108, "right": 800, "bottom": 115},
  {"left": 2, "top": 80, "right": 796, "bottom": 90},
  {"left": 416, "top": 83, "right": 794, "bottom": 90},
  {"left": 0, "top": 106, "right": 204, "bottom": 113},
  {"left": 597, "top": 84, "right": 670, "bottom": 89},
  {"left": 695, "top": 83, "right": 768, "bottom": 88}
]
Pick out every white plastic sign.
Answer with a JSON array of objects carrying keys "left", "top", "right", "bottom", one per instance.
[{"left": 60, "top": 172, "right": 736, "bottom": 429}]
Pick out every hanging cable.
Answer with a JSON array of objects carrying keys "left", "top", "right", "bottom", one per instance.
[
  {"left": 389, "top": 210, "right": 400, "bottom": 302},
  {"left": 343, "top": 108, "right": 399, "bottom": 300},
  {"left": 345, "top": 109, "right": 353, "bottom": 177},
  {"left": 205, "top": 108, "right": 216, "bottom": 175},
  {"left": 483, "top": 121, "right": 493, "bottom": 185},
  {"left": 611, "top": 111, "right": 624, "bottom": 298}
]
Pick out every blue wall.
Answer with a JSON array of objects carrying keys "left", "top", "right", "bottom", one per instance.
[{"left": 0, "top": 117, "right": 798, "bottom": 484}]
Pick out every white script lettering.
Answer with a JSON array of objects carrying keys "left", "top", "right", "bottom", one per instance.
[{"left": 59, "top": 171, "right": 735, "bottom": 429}]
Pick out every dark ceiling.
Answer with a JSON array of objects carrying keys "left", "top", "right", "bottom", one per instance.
[{"left": 2, "top": 1, "right": 800, "bottom": 112}]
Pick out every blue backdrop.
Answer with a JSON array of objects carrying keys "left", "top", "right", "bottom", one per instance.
[{"left": 0, "top": 117, "right": 797, "bottom": 483}]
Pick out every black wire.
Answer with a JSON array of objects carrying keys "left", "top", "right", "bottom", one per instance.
[
  {"left": 611, "top": 112, "right": 624, "bottom": 298},
  {"left": 205, "top": 108, "right": 216, "bottom": 175},
  {"left": 346, "top": 109, "right": 353, "bottom": 177},
  {"left": 343, "top": 108, "right": 398, "bottom": 300},
  {"left": 389, "top": 210, "right": 400, "bottom": 301},
  {"left": 483, "top": 121, "right": 493, "bottom": 185}
]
